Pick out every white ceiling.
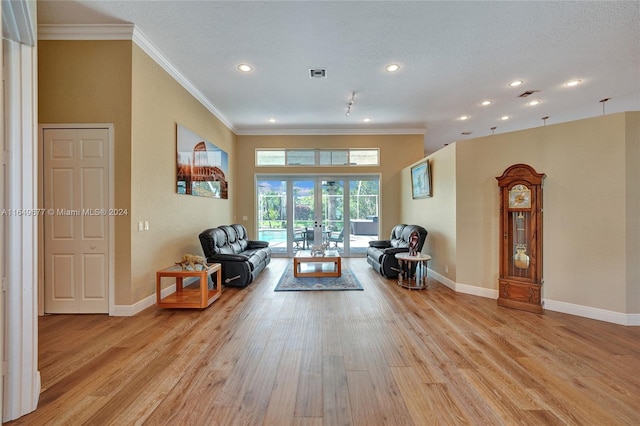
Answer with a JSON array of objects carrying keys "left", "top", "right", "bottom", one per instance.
[{"left": 37, "top": 0, "right": 640, "bottom": 154}]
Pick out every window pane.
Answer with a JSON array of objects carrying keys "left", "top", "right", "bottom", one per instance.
[
  {"left": 287, "top": 150, "right": 315, "bottom": 165},
  {"left": 256, "top": 150, "right": 285, "bottom": 166},
  {"left": 349, "top": 149, "right": 379, "bottom": 165},
  {"left": 332, "top": 150, "right": 349, "bottom": 165},
  {"left": 319, "top": 150, "right": 348, "bottom": 165},
  {"left": 319, "top": 151, "right": 332, "bottom": 165}
]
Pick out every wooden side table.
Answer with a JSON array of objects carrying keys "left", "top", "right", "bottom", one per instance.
[
  {"left": 156, "top": 263, "right": 221, "bottom": 308},
  {"left": 395, "top": 253, "right": 431, "bottom": 290}
]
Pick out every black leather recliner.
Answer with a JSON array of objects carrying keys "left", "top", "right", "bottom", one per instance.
[
  {"left": 366, "top": 224, "right": 428, "bottom": 278},
  {"left": 199, "top": 224, "right": 271, "bottom": 287}
]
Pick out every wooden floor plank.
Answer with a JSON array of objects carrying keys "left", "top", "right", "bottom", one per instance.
[
  {"left": 322, "top": 355, "right": 353, "bottom": 426},
  {"left": 346, "top": 370, "right": 387, "bottom": 426},
  {"left": 390, "top": 366, "right": 443, "bottom": 425},
  {"left": 294, "top": 303, "right": 324, "bottom": 418},
  {"left": 263, "top": 349, "right": 303, "bottom": 426},
  {"left": 7, "top": 258, "right": 640, "bottom": 426}
]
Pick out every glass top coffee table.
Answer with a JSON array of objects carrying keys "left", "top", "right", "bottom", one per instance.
[{"left": 293, "top": 250, "right": 341, "bottom": 278}]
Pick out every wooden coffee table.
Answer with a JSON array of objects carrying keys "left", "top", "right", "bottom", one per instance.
[{"left": 294, "top": 250, "right": 341, "bottom": 278}]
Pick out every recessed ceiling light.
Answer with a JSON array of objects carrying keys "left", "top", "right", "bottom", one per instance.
[
  {"left": 501, "top": 115, "right": 511, "bottom": 121},
  {"left": 385, "top": 64, "right": 400, "bottom": 72},
  {"left": 363, "top": 118, "right": 371, "bottom": 123},
  {"left": 565, "top": 79, "right": 582, "bottom": 87},
  {"left": 527, "top": 100, "right": 541, "bottom": 106},
  {"left": 481, "top": 100, "right": 492, "bottom": 106},
  {"left": 268, "top": 118, "right": 276, "bottom": 123},
  {"left": 459, "top": 115, "right": 469, "bottom": 121},
  {"left": 237, "top": 64, "right": 252, "bottom": 72},
  {"left": 509, "top": 80, "right": 523, "bottom": 87}
]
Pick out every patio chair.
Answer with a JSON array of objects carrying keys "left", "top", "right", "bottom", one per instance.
[
  {"left": 304, "top": 228, "right": 316, "bottom": 248},
  {"left": 293, "top": 229, "right": 306, "bottom": 248},
  {"left": 328, "top": 228, "right": 344, "bottom": 249}
]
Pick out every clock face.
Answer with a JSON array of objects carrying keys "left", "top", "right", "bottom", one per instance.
[{"left": 509, "top": 185, "right": 531, "bottom": 208}]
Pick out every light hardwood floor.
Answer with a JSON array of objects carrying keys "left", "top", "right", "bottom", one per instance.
[{"left": 8, "top": 258, "right": 640, "bottom": 425}]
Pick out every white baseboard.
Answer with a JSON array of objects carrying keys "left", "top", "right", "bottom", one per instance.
[
  {"left": 428, "top": 269, "right": 499, "bottom": 299},
  {"left": 110, "top": 284, "right": 176, "bottom": 317},
  {"left": 428, "top": 269, "right": 456, "bottom": 291},
  {"left": 428, "top": 268, "right": 638, "bottom": 326},
  {"left": 455, "top": 282, "right": 499, "bottom": 299},
  {"left": 544, "top": 299, "right": 640, "bottom": 326}
]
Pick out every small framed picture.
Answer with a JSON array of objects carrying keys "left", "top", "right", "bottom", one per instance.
[{"left": 411, "top": 160, "right": 431, "bottom": 199}]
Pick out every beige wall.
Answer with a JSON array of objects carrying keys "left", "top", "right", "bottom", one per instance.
[
  {"left": 401, "top": 112, "right": 639, "bottom": 315},
  {"left": 38, "top": 41, "right": 235, "bottom": 305},
  {"left": 401, "top": 144, "right": 457, "bottom": 281},
  {"left": 625, "top": 114, "right": 640, "bottom": 313},
  {"left": 130, "top": 45, "right": 235, "bottom": 303},
  {"left": 235, "top": 134, "right": 424, "bottom": 241},
  {"left": 38, "top": 40, "right": 133, "bottom": 305}
]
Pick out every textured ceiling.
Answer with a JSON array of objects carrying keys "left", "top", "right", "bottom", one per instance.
[{"left": 38, "top": 0, "right": 640, "bottom": 154}]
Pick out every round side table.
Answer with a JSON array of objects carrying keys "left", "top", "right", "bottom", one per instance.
[{"left": 395, "top": 253, "right": 431, "bottom": 290}]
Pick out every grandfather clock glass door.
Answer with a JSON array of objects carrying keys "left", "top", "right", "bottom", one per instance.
[{"left": 497, "top": 164, "right": 545, "bottom": 313}]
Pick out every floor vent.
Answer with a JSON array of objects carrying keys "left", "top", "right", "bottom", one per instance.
[{"left": 309, "top": 68, "right": 327, "bottom": 78}]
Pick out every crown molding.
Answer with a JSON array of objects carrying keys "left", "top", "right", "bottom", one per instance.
[
  {"left": 37, "top": 24, "right": 236, "bottom": 132},
  {"left": 38, "top": 24, "right": 135, "bottom": 40},
  {"left": 130, "top": 27, "right": 235, "bottom": 131},
  {"left": 235, "top": 127, "right": 426, "bottom": 136}
]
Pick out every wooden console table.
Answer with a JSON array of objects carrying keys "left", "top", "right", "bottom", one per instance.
[
  {"left": 156, "top": 263, "right": 221, "bottom": 308},
  {"left": 395, "top": 253, "right": 431, "bottom": 290}
]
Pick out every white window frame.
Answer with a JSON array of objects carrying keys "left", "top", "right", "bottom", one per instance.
[{"left": 255, "top": 148, "right": 379, "bottom": 167}]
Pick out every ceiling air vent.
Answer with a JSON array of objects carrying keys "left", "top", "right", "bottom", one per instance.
[
  {"left": 518, "top": 90, "right": 539, "bottom": 98},
  {"left": 309, "top": 68, "right": 327, "bottom": 78}
]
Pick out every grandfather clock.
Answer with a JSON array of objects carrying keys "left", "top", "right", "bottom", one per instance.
[{"left": 496, "top": 164, "right": 545, "bottom": 313}]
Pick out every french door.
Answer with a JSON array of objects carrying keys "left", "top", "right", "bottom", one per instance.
[{"left": 257, "top": 175, "right": 380, "bottom": 257}]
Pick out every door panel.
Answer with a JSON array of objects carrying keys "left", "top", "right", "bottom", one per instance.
[
  {"left": 349, "top": 178, "right": 380, "bottom": 254},
  {"left": 44, "top": 128, "right": 109, "bottom": 313},
  {"left": 83, "top": 254, "right": 107, "bottom": 299},
  {"left": 257, "top": 179, "right": 287, "bottom": 254},
  {"left": 322, "top": 180, "right": 345, "bottom": 252},
  {"left": 293, "top": 179, "right": 316, "bottom": 248}
]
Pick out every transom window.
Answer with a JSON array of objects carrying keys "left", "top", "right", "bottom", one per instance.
[{"left": 256, "top": 149, "right": 379, "bottom": 167}]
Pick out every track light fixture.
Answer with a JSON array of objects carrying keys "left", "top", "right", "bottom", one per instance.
[
  {"left": 346, "top": 92, "right": 355, "bottom": 117},
  {"left": 599, "top": 97, "right": 610, "bottom": 115}
]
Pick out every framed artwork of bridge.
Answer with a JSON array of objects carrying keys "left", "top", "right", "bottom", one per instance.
[{"left": 176, "top": 124, "right": 229, "bottom": 199}]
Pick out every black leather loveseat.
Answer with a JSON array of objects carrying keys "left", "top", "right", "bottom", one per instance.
[
  {"left": 199, "top": 224, "right": 271, "bottom": 287},
  {"left": 367, "top": 224, "right": 428, "bottom": 278}
]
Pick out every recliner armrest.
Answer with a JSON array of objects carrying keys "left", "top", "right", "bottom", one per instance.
[
  {"left": 382, "top": 247, "right": 409, "bottom": 255},
  {"left": 248, "top": 240, "right": 269, "bottom": 249},
  {"left": 368, "top": 240, "right": 391, "bottom": 248},
  {"left": 208, "top": 253, "right": 249, "bottom": 262}
]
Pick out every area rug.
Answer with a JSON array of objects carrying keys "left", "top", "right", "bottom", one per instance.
[{"left": 274, "top": 264, "right": 364, "bottom": 291}]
